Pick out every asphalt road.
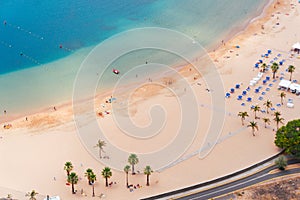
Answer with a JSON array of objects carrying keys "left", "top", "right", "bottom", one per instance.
[{"left": 178, "top": 161, "right": 300, "bottom": 200}]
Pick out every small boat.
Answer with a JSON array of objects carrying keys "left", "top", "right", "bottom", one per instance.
[{"left": 112, "top": 69, "right": 120, "bottom": 74}]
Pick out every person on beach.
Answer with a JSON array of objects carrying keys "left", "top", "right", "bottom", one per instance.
[{"left": 53, "top": 106, "right": 56, "bottom": 111}]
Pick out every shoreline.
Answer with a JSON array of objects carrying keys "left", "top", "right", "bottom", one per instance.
[{"left": 0, "top": 1, "right": 272, "bottom": 124}]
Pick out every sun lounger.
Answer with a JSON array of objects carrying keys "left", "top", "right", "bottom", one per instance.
[{"left": 287, "top": 98, "right": 294, "bottom": 108}]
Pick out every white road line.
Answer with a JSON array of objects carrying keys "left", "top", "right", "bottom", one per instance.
[{"left": 189, "top": 173, "right": 268, "bottom": 200}]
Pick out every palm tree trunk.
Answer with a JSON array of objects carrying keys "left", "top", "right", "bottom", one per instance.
[
  {"left": 281, "top": 98, "right": 283, "bottom": 105},
  {"left": 99, "top": 149, "right": 102, "bottom": 159},
  {"left": 132, "top": 165, "right": 135, "bottom": 175},
  {"left": 265, "top": 123, "right": 267, "bottom": 128},
  {"left": 252, "top": 129, "right": 255, "bottom": 136},
  {"left": 92, "top": 184, "right": 95, "bottom": 197},
  {"left": 241, "top": 119, "right": 244, "bottom": 126},
  {"left": 146, "top": 175, "right": 150, "bottom": 186},
  {"left": 273, "top": 72, "right": 276, "bottom": 79},
  {"left": 105, "top": 177, "right": 108, "bottom": 187},
  {"left": 126, "top": 173, "right": 129, "bottom": 187},
  {"left": 72, "top": 183, "right": 75, "bottom": 194},
  {"left": 290, "top": 73, "right": 292, "bottom": 81}
]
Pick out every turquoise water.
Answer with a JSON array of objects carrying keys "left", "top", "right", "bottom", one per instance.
[{"left": 0, "top": 0, "right": 268, "bottom": 118}]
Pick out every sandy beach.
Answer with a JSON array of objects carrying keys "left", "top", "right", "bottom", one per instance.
[{"left": 1, "top": 0, "right": 300, "bottom": 199}]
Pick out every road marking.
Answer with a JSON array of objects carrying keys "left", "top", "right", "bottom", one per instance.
[{"left": 189, "top": 173, "right": 268, "bottom": 200}]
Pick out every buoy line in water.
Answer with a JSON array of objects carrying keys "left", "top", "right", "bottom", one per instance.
[
  {"left": 19, "top": 52, "right": 41, "bottom": 65},
  {"left": 1, "top": 20, "right": 76, "bottom": 66},
  {"left": 3, "top": 20, "right": 44, "bottom": 40},
  {"left": 0, "top": 40, "right": 13, "bottom": 48}
]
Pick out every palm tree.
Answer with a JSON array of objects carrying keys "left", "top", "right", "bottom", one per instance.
[
  {"left": 271, "top": 62, "right": 279, "bottom": 79},
  {"left": 85, "top": 168, "right": 94, "bottom": 185},
  {"left": 263, "top": 100, "right": 272, "bottom": 114},
  {"left": 247, "top": 121, "right": 258, "bottom": 136},
  {"left": 90, "top": 173, "right": 97, "bottom": 197},
  {"left": 274, "top": 111, "right": 282, "bottom": 118},
  {"left": 68, "top": 172, "right": 79, "bottom": 194},
  {"left": 280, "top": 92, "right": 286, "bottom": 105},
  {"left": 251, "top": 105, "right": 261, "bottom": 119},
  {"left": 94, "top": 139, "right": 106, "bottom": 159},
  {"left": 288, "top": 65, "right": 295, "bottom": 81},
  {"left": 144, "top": 166, "right": 153, "bottom": 186},
  {"left": 262, "top": 118, "right": 271, "bottom": 128},
  {"left": 128, "top": 154, "right": 139, "bottom": 175},
  {"left": 64, "top": 161, "right": 73, "bottom": 177},
  {"left": 274, "top": 115, "right": 284, "bottom": 131},
  {"left": 25, "top": 190, "right": 38, "bottom": 200},
  {"left": 124, "top": 165, "right": 131, "bottom": 188},
  {"left": 261, "top": 63, "right": 267, "bottom": 72},
  {"left": 101, "top": 167, "right": 112, "bottom": 187},
  {"left": 238, "top": 111, "right": 249, "bottom": 126}
]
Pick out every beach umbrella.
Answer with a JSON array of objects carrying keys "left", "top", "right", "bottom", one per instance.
[
  {"left": 263, "top": 80, "right": 267, "bottom": 84},
  {"left": 268, "top": 49, "right": 272, "bottom": 54},
  {"left": 230, "top": 88, "right": 235, "bottom": 93},
  {"left": 235, "top": 84, "right": 240, "bottom": 89}
]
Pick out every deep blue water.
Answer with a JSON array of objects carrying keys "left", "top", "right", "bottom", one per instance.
[{"left": 0, "top": 0, "right": 266, "bottom": 75}]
